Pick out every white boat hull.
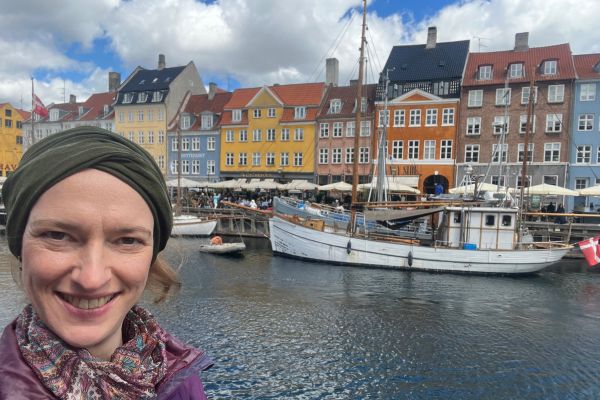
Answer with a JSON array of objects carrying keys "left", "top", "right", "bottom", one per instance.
[
  {"left": 199, "top": 242, "right": 246, "bottom": 254},
  {"left": 172, "top": 215, "right": 217, "bottom": 236},
  {"left": 269, "top": 216, "right": 570, "bottom": 274}
]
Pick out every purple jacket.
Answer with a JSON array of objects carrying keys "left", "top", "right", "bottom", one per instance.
[{"left": 0, "top": 319, "right": 213, "bottom": 400}]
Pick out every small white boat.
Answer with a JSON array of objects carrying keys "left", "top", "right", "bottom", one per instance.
[
  {"left": 171, "top": 215, "right": 217, "bottom": 236},
  {"left": 199, "top": 242, "right": 246, "bottom": 255}
]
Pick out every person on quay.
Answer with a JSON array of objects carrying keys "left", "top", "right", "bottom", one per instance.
[{"left": 0, "top": 127, "right": 212, "bottom": 399}]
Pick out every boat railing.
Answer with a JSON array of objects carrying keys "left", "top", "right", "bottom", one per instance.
[{"left": 433, "top": 239, "right": 571, "bottom": 250}]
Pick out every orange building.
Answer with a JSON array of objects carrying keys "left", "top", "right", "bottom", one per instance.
[{"left": 376, "top": 89, "right": 458, "bottom": 194}]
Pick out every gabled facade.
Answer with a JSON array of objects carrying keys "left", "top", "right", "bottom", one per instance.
[
  {"left": 166, "top": 85, "right": 232, "bottom": 182},
  {"left": 315, "top": 83, "right": 376, "bottom": 185},
  {"left": 0, "top": 103, "right": 26, "bottom": 176},
  {"left": 378, "top": 27, "right": 469, "bottom": 100},
  {"left": 376, "top": 89, "right": 459, "bottom": 193},
  {"left": 456, "top": 34, "right": 576, "bottom": 192},
  {"left": 71, "top": 91, "right": 116, "bottom": 132},
  {"left": 114, "top": 55, "right": 206, "bottom": 174},
  {"left": 568, "top": 53, "right": 600, "bottom": 210},
  {"left": 219, "top": 82, "right": 326, "bottom": 182}
]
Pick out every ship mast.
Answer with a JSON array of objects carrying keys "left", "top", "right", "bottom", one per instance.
[{"left": 349, "top": 0, "right": 367, "bottom": 234}]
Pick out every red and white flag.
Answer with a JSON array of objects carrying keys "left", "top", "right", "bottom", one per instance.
[
  {"left": 33, "top": 94, "right": 49, "bottom": 118},
  {"left": 578, "top": 236, "right": 600, "bottom": 267}
]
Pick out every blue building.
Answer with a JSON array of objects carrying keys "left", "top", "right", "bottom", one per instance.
[
  {"left": 568, "top": 54, "right": 600, "bottom": 211},
  {"left": 167, "top": 84, "right": 232, "bottom": 183}
]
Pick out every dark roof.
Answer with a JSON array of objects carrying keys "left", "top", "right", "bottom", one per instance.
[
  {"left": 120, "top": 66, "right": 186, "bottom": 92},
  {"left": 316, "top": 83, "right": 377, "bottom": 119},
  {"left": 383, "top": 40, "right": 470, "bottom": 82}
]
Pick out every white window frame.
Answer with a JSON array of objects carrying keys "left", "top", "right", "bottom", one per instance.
[
  {"left": 191, "top": 160, "right": 200, "bottom": 175},
  {"left": 408, "top": 140, "right": 419, "bottom": 160},
  {"left": 266, "top": 152, "right": 275, "bottom": 166},
  {"left": 543, "top": 60, "right": 557, "bottom": 75},
  {"left": 465, "top": 144, "right": 480, "bottom": 163},
  {"left": 181, "top": 115, "right": 191, "bottom": 129},
  {"left": 519, "top": 115, "right": 536, "bottom": 134},
  {"left": 545, "top": 114, "right": 563, "bottom": 133},
  {"left": 181, "top": 137, "right": 190, "bottom": 151},
  {"left": 294, "top": 106, "right": 306, "bottom": 120},
  {"left": 294, "top": 128, "right": 304, "bottom": 141},
  {"left": 518, "top": 143, "right": 534, "bottom": 162},
  {"left": 393, "top": 109, "right": 405, "bottom": 127},
  {"left": 207, "top": 137, "right": 215, "bottom": 151},
  {"left": 268, "top": 108, "right": 276, "bottom": 118},
  {"left": 293, "top": 152, "right": 303, "bottom": 166},
  {"left": 202, "top": 115, "right": 213, "bottom": 129},
  {"left": 253, "top": 109, "right": 261, "bottom": 119},
  {"left": 332, "top": 148, "right": 342, "bottom": 164},
  {"left": 493, "top": 116, "right": 509, "bottom": 135},
  {"left": 359, "top": 147, "right": 369, "bottom": 164},
  {"left": 252, "top": 152, "right": 261, "bottom": 166},
  {"left": 392, "top": 140, "right": 403, "bottom": 159},
  {"left": 466, "top": 117, "right": 481, "bottom": 135},
  {"left": 238, "top": 152, "right": 247, "bottom": 166},
  {"left": 442, "top": 108, "right": 454, "bottom": 126},
  {"left": 171, "top": 137, "right": 178, "bottom": 151},
  {"left": 225, "top": 130, "right": 234, "bottom": 142},
  {"left": 329, "top": 99, "right": 341, "bottom": 114},
  {"left": 492, "top": 144, "right": 508, "bottom": 163},
  {"left": 440, "top": 140, "right": 452, "bottom": 160},
  {"left": 207, "top": 160, "right": 216, "bottom": 175},
  {"left": 359, "top": 121, "right": 370, "bottom": 137},
  {"left": 281, "top": 128, "right": 290, "bottom": 141},
  {"left": 495, "top": 88, "right": 511, "bottom": 105},
  {"left": 319, "top": 148, "right": 329, "bottom": 164},
  {"left": 332, "top": 122, "right": 343, "bottom": 137},
  {"left": 225, "top": 153, "right": 234, "bottom": 166},
  {"left": 345, "top": 148, "right": 354, "bottom": 164},
  {"left": 544, "top": 143, "right": 561, "bottom": 162},
  {"left": 479, "top": 65, "right": 492, "bottom": 80},
  {"left": 576, "top": 145, "right": 592, "bottom": 164},
  {"left": 424, "top": 140, "right": 436, "bottom": 160},
  {"left": 425, "top": 109, "right": 437, "bottom": 126},
  {"left": 346, "top": 121, "right": 355, "bottom": 137},
  {"left": 280, "top": 152, "right": 289, "bottom": 166},
  {"left": 267, "top": 128, "right": 276, "bottom": 141},
  {"left": 580, "top": 83, "right": 596, "bottom": 101},
  {"left": 378, "top": 110, "right": 390, "bottom": 127},
  {"left": 319, "top": 123, "right": 329, "bottom": 138},
  {"left": 468, "top": 90, "right": 483, "bottom": 107},
  {"left": 521, "top": 86, "right": 538, "bottom": 105},
  {"left": 232, "top": 109, "right": 242, "bottom": 122},
  {"left": 578, "top": 114, "right": 594, "bottom": 131},
  {"left": 548, "top": 85, "right": 565, "bottom": 103},
  {"left": 239, "top": 130, "right": 248, "bottom": 142},
  {"left": 509, "top": 63, "right": 523, "bottom": 78},
  {"left": 192, "top": 137, "right": 200, "bottom": 151},
  {"left": 409, "top": 109, "right": 421, "bottom": 127},
  {"left": 253, "top": 129, "right": 261, "bottom": 142}
]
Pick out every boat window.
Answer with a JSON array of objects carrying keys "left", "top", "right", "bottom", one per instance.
[
  {"left": 501, "top": 215, "right": 512, "bottom": 227},
  {"left": 485, "top": 215, "right": 495, "bottom": 226},
  {"left": 453, "top": 212, "right": 461, "bottom": 223}
]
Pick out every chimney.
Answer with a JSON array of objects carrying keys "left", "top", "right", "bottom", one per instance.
[
  {"left": 514, "top": 32, "right": 529, "bottom": 51},
  {"left": 349, "top": 79, "right": 358, "bottom": 86},
  {"left": 69, "top": 94, "right": 76, "bottom": 104},
  {"left": 325, "top": 58, "right": 339, "bottom": 86},
  {"left": 108, "top": 71, "right": 121, "bottom": 92},
  {"left": 158, "top": 54, "right": 166, "bottom": 70},
  {"left": 208, "top": 82, "right": 217, "bottom": 100},
  {"left": 426, "top": 26, "right": 437, "bottom": 49}
]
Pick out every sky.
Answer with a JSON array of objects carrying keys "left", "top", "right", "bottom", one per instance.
[{"left": 2, "top": 0, "right": 600, "bottom": 110}]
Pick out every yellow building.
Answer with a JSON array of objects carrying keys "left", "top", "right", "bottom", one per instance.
[
  {"left": 220, "top": 82, "right": 326, "bottom": 182},
  {"left": 0, "top": 103, "right": 26, "bottom": 176},
  {"left": 113, "top": 55, "right": 205, "bottom": 174}
]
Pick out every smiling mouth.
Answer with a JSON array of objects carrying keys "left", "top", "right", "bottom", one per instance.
[{"left": 59, "top": 293, "right": 116, "bottom": 310}]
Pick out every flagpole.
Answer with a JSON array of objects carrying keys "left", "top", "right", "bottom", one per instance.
[{"left": 31, "top": 77, "right": 35, "bottom": 147}]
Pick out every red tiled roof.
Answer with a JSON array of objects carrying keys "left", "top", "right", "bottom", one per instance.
[
  {"left": 269, "top": 82, "right": 325, "bottom": 106},
  {"left": 223, "top": 87, "right": 260, "bottom": 109},
  {"left": 184, "top": 92, "right": 233, "bottom": 129},
  {"left": 463, "top": 43, "right": 576, "bottom": 86},
  {"left": 573, "top": 53, "right": 600, "bottom": 80},
  {"left": 17, "top": 109, "right": 30, "bottom": 120},
  {"left": 279, "top": 107, "right": 320, "bottom": 123},
  {"left": 316, "top": 83, "right": 377, "bottom": 119},
  {"left": 80, "top": 92, "right": 116, "bottom": 121},
  {"left": 220, "top": 110, "right": 249, "bottom": 126}
]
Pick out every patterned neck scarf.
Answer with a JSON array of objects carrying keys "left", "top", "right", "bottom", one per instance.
[{"left": 15, "top": 304, "right": 168, "bottom": 400}]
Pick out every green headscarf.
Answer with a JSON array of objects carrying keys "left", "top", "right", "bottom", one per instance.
[{"left": 2, "top": 127, "right": 172, "bottom": 263}]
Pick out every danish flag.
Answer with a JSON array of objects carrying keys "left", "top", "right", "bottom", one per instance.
[
  {"left": 578, "top": 236, "right": 600, "bottom": 267},
  {"left": 33, "top": 94, "right": 49, "bottom": 118}
]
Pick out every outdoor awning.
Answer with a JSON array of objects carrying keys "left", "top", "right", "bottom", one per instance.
[{"left": 364, "top": 207, "right": 445, "bottom": 221}]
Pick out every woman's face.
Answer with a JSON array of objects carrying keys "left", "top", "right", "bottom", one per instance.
[{"left": 21, "top": 169, "right": 154, "bottom": 360}]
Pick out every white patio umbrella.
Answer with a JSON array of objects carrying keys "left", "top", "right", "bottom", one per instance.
[
  {"left": 522, "top": 183, "right": 579, "bottom": 196},
  {"left": 449, "top": 183, "right": 507, "bottom": 194},
  {"left": 319, "top": 181, "right": 353, "bottom": 192},
  {"left": 165, "top": 177, "right": 202, "bottom": 188},
  {"left": 283, "top": 179, "right": 319, "bottom": 191},
  {"left": 358, "top": 179, "right": 421, "bottom": 194},
  {"left": 577, "top": 185, "right": 600, "bottom": 196}
]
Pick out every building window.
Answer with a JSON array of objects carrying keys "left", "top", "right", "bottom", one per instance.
[
  {"left": 492, "top": 144, "right": 508, "bottom": 163},
  {"left": 576, "top": 145, "right": 592, "bottom": 164},
  {"left": 192, "top": 160, "right": 200, "bottom": 175},
  {"left": 329, "top": 99, "right": 341, "bottom": 114},
  {"left": 332, "top": 122, "right": 343, "bottom": 137},
  {"left": 280, "top": 152, "right": 289, "bottom": 166},
  {"left": 392, "top": 140, "right": 403, "bottom": 159},
  {"left": 544, "top": 143, "right": 561, "bottom": 162},
  {"left": 253, "top": 129, "right": 262, "bottom": 142},
  {"left": 319, "top": 123, "right": 329, "bottom": 138},
  {"left": 123, "top": 93, "right": 133, "bottom": 104},
  {"left": 393, "top": 109, "right": 405, "bottom": 127},
  {"left": 207, "top": 137, "right": 215, "bottom": 151},
  {"left": 148, "top": 130, "right": 154, "bottom": 144},
  {"left": 190, "top": 137, "right": 199, "bottom": 151},
  {"left": 138, "top": 131, "right": 144, "bottom": 144},
  {"left": 468, "top": 90, "right": 483, "bottom": 107},
  {"left": 518, "top": 143, "right": 534, "bottom": 162},
  {"left": 578, "top": 114, "right": 594, "bottom": 131},
  {"left": 490, "top": 176, "right": 505, "bottom": 187},
  {"left": 360, "top": 121, "right": 370, "bottom": 136},
  {"left": 545, "top": 114, "right": 562, "bottom": 133},
  {"left": 359, "top": 147, "right": 369, "bottom": 164},
  {"left": 345, "top": 148, "right": 354, "bottom": 164},
  {"left": 239, "top": 130, "right": 248, "bottom": 142},
  {"left": 225, "top": 130, "right": 234, "bottom": 142},
  {"left": 493, "top": 116, "right": 509, "bottom": 134},
  {"left": 268, "top": 108, "right": 276, "bottom": 117},
  {"left": 408, "top": 140, "right": 419, "bottom": 159},
  {"left": 433, "top": 81, "right": 450, "bottom": 96},
  {"left": 548, "top": 85, "right": 565, "bottom": 103},
  {"left": 170, "top": 161, "right": 179, "bottom": 175},
  {"left": 281, "top": 128, "right": 290, "bottom": 141},
  {"left": 409, "top": 109, "right": 421, "bottom": 126},
  {"left": 157, "top": 155, "right": 165, "bottom": 170},
  {"left": 158, "top": 110, "right": 165, "bottom": 121},
  {"left": 543, "top": 60, "right": 557, "bottom": 75},
  {"left": 495, "top": 88, "right": 511, "bottom": 105},
  {"left": 267, "top": 128, "right": 276, "bottom": 141},
  {"left": 478, "top": 65, "right": 492, "bottom": 80},
  {"left": 118, "top": 112, "right": 124, "bottom": 122},
  {"left": 232, "top": 109, "right": 242, "bottom": 122},
  {"left": 253, "top": 109, "right": 261, "bottom": 119},
  {"left": 294, "top": 128, "right": 304, "bottom": 141},
  {"left": 202, "top": 115, "right": 213, "bottom": 129},
  {"left": 181, "top": 160, "right": 189, "bottom": 174},
  {"left": 580, "top": 83, "right": 596, "bottom": 101},
  {"left": 442, "top": 108, "right": 454, "bottom": 126},
  {"left": 519, "top": 115, "right": 536, "bottom": 134},
  {"left": 441, "top": 140, "right": 452, "bottom": 159},
  {"left": 319, "top": 148, "right": 329, "bottom": 164},
  {"left": 332, "top": 148, "right": 342, "bottom": 164},
  {"left": 152, "top": 91, "right": 163, "bottom": 102},
  {"left": 252, "top": 152, "right": 261, "bottom": 166},
  {"left": 148, "top": 110, "right": 153, "bottom": 121},
  {"left": 509, "top": 63, "right": 523, "bottom": 78},
  {"left": 424, "top": 140, "right": 436, "bottom": 160},
  {"left": 466, "top": 117, "right": 481, "bottom": 135},
  {"left": 181, "top": 138, "right": 190, "bottom": 151},
  {"left": 378, "top": 110, "right": 390, "bottom": 127},
  {"left": 425, "top": 109, "right": 437, "bottom": 126},
  {"left": 181, "top": 115, "right": 191, "bottom": 129},
  {"left": 128, "top": 112, "right": 134, "bottom": 122},
  {"left": 238, "top": 152, "right": 247, "bottom": 166},
  {"left": 465, "top": 144, "right": 480, "bottom": 163},
  {"left": 136, "top": 110, "right": 143, "bottom": 121},
  {"left": 4, "top": 119, "right": 12, "bottom": 128},
  {"left": 225, "top": 153, "right": 234, "bottom": 166},
  {"left": 294, "top": 106, "right": 306, "bottom": 119},
  {"left": 597, "top": 146, "right": 600, "bottom": 164},
  {"left": 171, "top": 137, "right": 178, "bottom": 151},
  {"left": 346, "top": 121, "right": 355, "bottom": 137},
  {"left": 517, "top": 175, "right": 532, "bottom": 189},
  {"left": 293, "top": 152, "right": 303, "bottom": 166},
  {"left": 266, "top": 152, "right": 275, "bottom": 166},
  {"left": 158, "top": 130, "right": 165, "bottom": 143},
  {"left": 575, "top": 178, "right": 589, "bottom": 190},
  {"left": 137, "top": 92, "right": 148, "bottom": 103},
  {"left": 521, "top": 86, "right": 538, "bottom": 104}
]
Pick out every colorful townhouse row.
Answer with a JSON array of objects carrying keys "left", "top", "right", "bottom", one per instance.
[{"left": 8, "top": 28, "right": 600, "bottom": 209}]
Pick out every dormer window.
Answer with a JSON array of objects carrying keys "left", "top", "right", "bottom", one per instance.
[
  {"left": 353, "top": 98, "right": 367, "bottom": 113},
  {"left": 202, "top": 114, "right": 213, "bottom": 129},
  {"left": 294, "top": 106, "right": 306, "bottom": 119},
  {"left": 232, "top": 109, "right": 242, "bottom": 122},
  {"left": 543, "top": 60, "right": 557, "bottom": 75},
  {"left": 123, "top": 93, "right": 133, "bottom": 104},
  {"left": 329, "top": 99, "right": 341, "bottom": 114},
  {"left": 103, "top": 104, "right": 109, "bottom": 116},
  {"left": 137, "top": 92, "right": 148, "bottom": 103},
  {"left": 594, "top": 62, "right": 600, "bottom": 73},
  {"left": 509, "top": 63, "right": 523, "bottom": 78},
  {"left": 152, "top": 91, "right": 163, "bottom": 102},
  {"left": 78, "top": 106, "right": 84, "bottom": 116},
  {"left": 181, "top": 115, "right": 191, "bottom": 129},
  {"left": 49, "top": 109, "right": 59, "bottom": 121},
  {"left": 478, "top": 65, "right": 492, "bottom": 80}
]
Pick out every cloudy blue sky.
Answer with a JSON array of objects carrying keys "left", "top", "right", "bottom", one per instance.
[{"left": 1, "top": 0, "right": 599, "bottom": 109}]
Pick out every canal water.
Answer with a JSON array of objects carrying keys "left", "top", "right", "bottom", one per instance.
[{"left": 1, "top": 237, "right": 600, "bottom": 399}]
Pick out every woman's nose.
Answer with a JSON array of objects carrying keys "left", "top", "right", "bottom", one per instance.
[{"left": 71, "top": 241, "right": 111, "bottom": 290}]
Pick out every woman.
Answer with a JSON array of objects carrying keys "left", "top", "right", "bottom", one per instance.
[{"left": 0, "top": 127, "right": 212, "bottom": 399}]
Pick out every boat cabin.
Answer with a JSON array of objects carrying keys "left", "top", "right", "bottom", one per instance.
[{"left": 440, "top": 207, "right": 518, "bottom": 250}]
